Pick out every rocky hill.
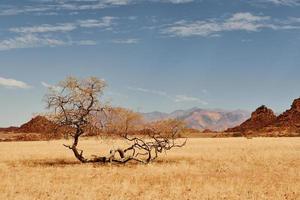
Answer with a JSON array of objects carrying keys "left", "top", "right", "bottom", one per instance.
[
  {"left": 0, "top": 116, "right": 71, "bottom": 141},
  {"left": 226, "top": 98, "right": 300, "bottom": 136},
  {"left": 17, "top": 116, "right": 58, "bottom": 134},
  {"left": 142, "top": 108, "right": 250, "bottom": 131},
  {"left": 264, "top": 98, "right": 300, "bottom": 133},
  {"left": 226, "top": 105, "right": 276, "bottom": 133}
]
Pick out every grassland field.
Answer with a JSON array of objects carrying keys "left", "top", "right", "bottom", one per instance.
[{"left": 0, "top": 136, "right": 299, "bottom": 200}]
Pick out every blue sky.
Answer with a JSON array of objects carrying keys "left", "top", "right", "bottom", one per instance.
[{"left": 0, "top": 0, "right": 300, "bottom": 126}]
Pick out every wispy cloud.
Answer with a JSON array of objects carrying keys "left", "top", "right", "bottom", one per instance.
[
  {"left": 260, "top": 0, "right": 300, "bottom": 6},
  {"left": 0, "top": 6, "right": 52, "bottom": 16},
  {"left": 174, "top": 95, "right": 208, "bottom": 104},
  {"left": 0, "top": 0, "right": 196, "bottom": 16},
  {"left": 103, "top": 0, "right": 133, "bottom": 6},
  {"left": 127, "top": 86, "right": 207, "bottom": 105},
  {"left": 154, "top": 0, "right": 194, "bottom": 3},
  {"left": 162, "top": 12, "right": 300, "bottom": 37},
  {"left": 9, "top": 23, "right": 76, "bottom": 34},
  {"left": 112, "top": 38, "right": 140, "bottom": 44},
  {"left": 9, "top": 16, "right": 116, "bottom": 34},
  {"left": 41, "top": 82, "right": 52, "bottom": 88},
  {"left": 0, "top": 34, "right": 99, "bottom": 51},
  {"left": 2, "top": 16, "right": 116, "bottom": 51},
  {"left": 0, "top": 1, "right": 130, "bottom": 16},
  {"left": 0, "top": 34, "right": 66, "bottom": 51},
  {"left": 0, "top": 77, "right": 31, "bottom": 89},
  {"left": 127, "top": 86, "right": 169, "bottom": 97},
  {"left": 41, "top": 81, "right": 61, "bottom": 91},
  {"left": 77, "top": 16, "right": 116, "bottom": 28}
]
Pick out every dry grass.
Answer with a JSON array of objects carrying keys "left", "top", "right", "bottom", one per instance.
[{"left": 0, "top": 137, "right": 299, "bottom": 200}]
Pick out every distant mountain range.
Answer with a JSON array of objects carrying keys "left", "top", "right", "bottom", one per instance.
[{"left": 141, "top": 107, "right": 250, "bottom": 131}]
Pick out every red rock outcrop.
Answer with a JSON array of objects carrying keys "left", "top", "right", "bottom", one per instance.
[
  {"left": 264, "top": 98, "right": 300, "bottom": 132},
  {"left": 226, "top": 105, "right": 276, "bottom": 133},
  {"left": 227, "top": 98, "right": 300, "bottom": 136},
  {"left": 18, "top": 116, "right": 58, "bottom": 134}
]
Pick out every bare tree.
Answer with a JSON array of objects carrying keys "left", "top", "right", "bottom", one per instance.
[{"left": 46, "top": 76, "right": 186, "bottom": 164}]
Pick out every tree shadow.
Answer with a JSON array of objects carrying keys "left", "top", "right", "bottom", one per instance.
[
  {"left": 8, "top": 157, "right": 190, "bottom": 168},
  {"left": 14, "top": 159, "right": 81, "bottom": 167}
]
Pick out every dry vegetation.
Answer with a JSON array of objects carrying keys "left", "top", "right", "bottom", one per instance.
[{"left": 0, "top": 137, "right": 299, "bottom": 200}]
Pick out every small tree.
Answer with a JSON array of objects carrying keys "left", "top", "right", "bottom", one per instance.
[{"left": 46, "top": 76, "right": 186, "bottom": 164}]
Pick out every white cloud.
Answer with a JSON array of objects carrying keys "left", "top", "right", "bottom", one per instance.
[
  {"left": 127, "top": 86, "right": 168, "bottom": 97},
  {"left": 0, "top": 34, "right": 67, "bottom": 51},
  {"left": 162, "top": 12, "right": 300, "bottom": 37},
  {"left": 2, "top": 16, "right": 116, "bottom": 51},
  {"left": 174, "top": 95, "right": 208, "bottom": 105},
  {"left": 0, "top": 1, "right": 131, "bottom": 16},
  {"left": 127, "top": 86, "right": 208, "bottom": 105},
  {"left": 112, "top": 38, "right": 139, "bottom": 44},
  {"left": 78, "top": 16, "right": 116, "bottom": 28},
  {"left": 0, "top": 77, "right": 31, "bottom": 89},
  {"left": 261, "top": 0, "right": 300, "bottom": 6},
  {"left": 0, "top": 6, "right": 52, "bottom": 16},
  {"left": 0, "top": 0, "right": 195, "bottom": 16},
  {"left": 9, "top": 23, "right": 76, "bottom": 34},
  {"left": 104, "top": 0, "right": 133, "bottom": 5},
  {"left": 41, "top": 81, "right": 61, "bottom": 91},
  {"left": 163, "top": 20, "right": 221, "bottom": 37},
  {"left": 9, "top": 16, "right": 116, "bottom": 35},
  {"left": 154, "top": 0, "right": 194, "bottom": 3},
  {"left": 0, "top": 33, "right": 99, "bottom": 51},
  {"left": 226, "top": 12, "right": 270, "bottom": 24},
  {"left": 41, "top": 82, "right": 52, "bottom": 88}
]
